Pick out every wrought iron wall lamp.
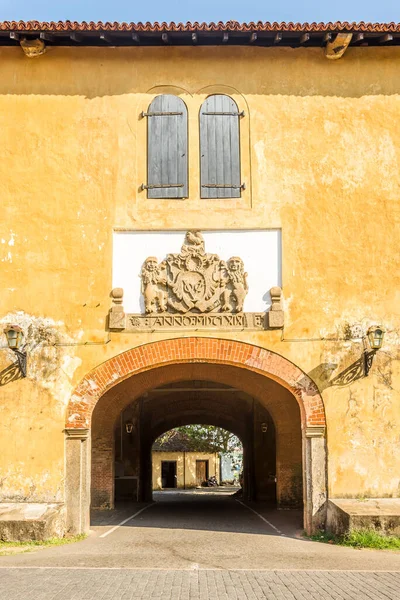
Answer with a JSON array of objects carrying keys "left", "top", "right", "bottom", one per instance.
[
  {"left": 125, "top": 421, "right": 134, "bottom": 434},
  {"left": 363, "top": 326, "right": 385, "bottom": 376},
  {"left": 3, "top": 325, "right": 27, "bottom": 377}
]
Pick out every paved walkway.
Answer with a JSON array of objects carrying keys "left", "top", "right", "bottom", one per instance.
[
  {"left": 1, "top": 491, "right": 399, "bottom": 598},
  {"left": 1, "top": 568, "right": 400, "bottom": 599}
]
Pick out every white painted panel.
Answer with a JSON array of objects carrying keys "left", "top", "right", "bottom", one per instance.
[{"left": 112, "top": 230, "right": 281, "bottom": 313}]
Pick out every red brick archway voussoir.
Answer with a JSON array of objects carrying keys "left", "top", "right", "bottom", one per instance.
[{"left": 66, "top": 337, "right": 325, "bottom": 429}]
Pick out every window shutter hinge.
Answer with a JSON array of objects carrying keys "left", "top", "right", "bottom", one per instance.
[
  {"left": 141, "top": 184, "right": 185, "bottom": 190},
  {"left": 140, "top": 111, "right": 183, "bottom": 118},
  {"left": 201, "top": 183, "right": 246, "bottom": 190},
  {"left": 202, "top": 110, "right": 245, "bottom": 117}
]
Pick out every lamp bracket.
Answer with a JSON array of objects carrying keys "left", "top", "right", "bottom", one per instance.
[
  {"left": 13, "top": 349, "right": 27, "bottom": 378},
  {"left": 363, "top": 349, "right": 376, "bottom": 377}
]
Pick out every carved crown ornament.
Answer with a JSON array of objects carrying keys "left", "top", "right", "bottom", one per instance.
[{"left": 109, "top": 230, "right": 283, "bottom": 332}]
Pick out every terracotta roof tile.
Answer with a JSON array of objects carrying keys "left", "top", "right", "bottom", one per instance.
[{"left": 0, "top": 20, "right": 399, "bottom": 33}]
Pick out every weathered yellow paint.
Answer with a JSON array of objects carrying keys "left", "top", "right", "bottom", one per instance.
[
  {"left": 0, "top": 45, "right": 399, "bottom": 503},
  {"left": 152, "top": 452, "right": 220, "bottom": 490}
]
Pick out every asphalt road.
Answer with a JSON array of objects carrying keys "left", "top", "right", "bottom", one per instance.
[
  {"left": 0, "top": 490, "right": 399, "bottom": 599},
  {"left": 1, "top": 490, "right": 400, "bottom": 571}
]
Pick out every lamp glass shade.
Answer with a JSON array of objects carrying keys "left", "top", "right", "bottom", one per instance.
[
  {"left": 125, "top": 421, "right": 134, "bottom": 434},
  {"left": 5, "top": 327, "right": 23, "bottom": 350},
  {"left": 367, "top": 327, "right": 384, "bottom": 350}
]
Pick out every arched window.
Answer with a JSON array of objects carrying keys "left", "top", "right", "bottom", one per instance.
[
  {"left": 143, "top": 95, "right": 188, "bottom": 199},
  {"left": 200, "top": 94, "right": 243, "bottom": 199}
]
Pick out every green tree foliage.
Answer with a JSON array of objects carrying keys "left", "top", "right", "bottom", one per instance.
[{"left": 157, "top": 425, "right": 242, "bottom": 455}]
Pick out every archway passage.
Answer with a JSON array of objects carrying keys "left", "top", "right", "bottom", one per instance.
[
  {"left": 65, "top": 338, "right": 327, "bottom": 535},
  {"left": 113, "top": 384, "right": 278, "bottom": 505}
]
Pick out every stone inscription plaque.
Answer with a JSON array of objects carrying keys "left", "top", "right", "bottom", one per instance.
[
  {"left": 127, "top": 312, "right": 266, "bottom": 332},
  {"left": 109, "top": 230, "right": 283, "bottom": 331}
]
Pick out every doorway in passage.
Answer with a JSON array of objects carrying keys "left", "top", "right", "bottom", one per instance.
[
  {"left": 161, "top": 461, "right": 177, "bottom": 488},
  {"left": 196, "top": 460, "right": 209, "bottom": 486}
]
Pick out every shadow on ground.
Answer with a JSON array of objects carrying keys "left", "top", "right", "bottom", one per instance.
[{"left": 91, "top": 489, "right": 303, "bottom": 538}]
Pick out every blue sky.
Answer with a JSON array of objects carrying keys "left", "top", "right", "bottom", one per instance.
[{"left": 0, "top": 0, "right": 399, "bottom": 23}]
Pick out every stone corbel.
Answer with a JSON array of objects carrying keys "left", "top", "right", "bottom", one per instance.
[
  {"left": 268, "top": 286, "right": 284, "bottom": 329},
  {"left": 325, "top": 33, "right": 353, "bottom": 60},
  {"left": 109, "top": 288, "right": 126, "bottom": 330},
  {"left": 20, "top": 38, "right": 47, "bottom": 58}
]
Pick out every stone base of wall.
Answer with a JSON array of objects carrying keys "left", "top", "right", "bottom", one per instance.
[
  {"left": 327, "top": 499, "right": 400, "bottom": 536},
  {"left": 0, "top": 503, "right": 66, "bottom": 541}
]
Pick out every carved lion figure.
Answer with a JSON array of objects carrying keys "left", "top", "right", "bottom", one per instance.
[
  {"left": 222, "top": 256, "right": 248, "bottom": 313},
  {"left": 140, "top": 257, "right": 167, "bottom": 314}
]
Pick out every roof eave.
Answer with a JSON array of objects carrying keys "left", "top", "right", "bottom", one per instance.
[{"left": 1, "top": 21, "right": 399, "bottom": 48}]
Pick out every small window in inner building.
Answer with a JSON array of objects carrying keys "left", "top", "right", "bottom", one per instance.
[
  {"left": 200, "top": 94, "right": 243, "bottom": 199},
  {"left": 144, "top": 94, "right": 188, "bottom": 199}
]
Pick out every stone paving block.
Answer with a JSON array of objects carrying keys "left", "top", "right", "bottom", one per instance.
[{"left": 0, "top": 569, "right": 400, "bottom": 599}]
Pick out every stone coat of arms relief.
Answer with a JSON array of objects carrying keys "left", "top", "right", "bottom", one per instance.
[
  {"left": 109, "top": 230, "right": 283, "bottom": 331},
  {"left": 140, "top": 231, "right": 248, "bottom": 314}
]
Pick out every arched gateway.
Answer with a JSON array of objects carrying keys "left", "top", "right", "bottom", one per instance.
[{"left": 65, "top": 338, "right": 327, "bottom": 535}]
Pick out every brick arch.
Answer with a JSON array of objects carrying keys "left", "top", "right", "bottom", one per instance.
[{"left": 66, "top": 337, "right": 325, "bottom": 430}]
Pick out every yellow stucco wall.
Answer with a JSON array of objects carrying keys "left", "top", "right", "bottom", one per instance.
[
  {"left": 0, "top": 45, "right": 399, "bottom": 502},
  {"left": 152, "top": 452, "right": 220, "bottom": 490}
]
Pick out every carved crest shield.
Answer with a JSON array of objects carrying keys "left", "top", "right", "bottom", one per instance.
[
  {"left": 140, "top": 231, "right": 248, "bottom": 314},
  {"left": 166, "top": 247, "right": 222, "bottom": 313}
]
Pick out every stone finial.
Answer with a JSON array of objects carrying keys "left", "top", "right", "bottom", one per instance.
[
  {"left": 109, "top": 288, "right": 125, "bottom": 330},
  {"left": 268, "top": 286, "right": 284, "bottom": 329},
  {"left": 270, "top": 287, "right": 282, "bottom": 311},
  {"left": 111, "top": 288, "right": 124, "bottom": 306}
]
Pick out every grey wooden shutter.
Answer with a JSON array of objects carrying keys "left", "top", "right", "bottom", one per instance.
[
  {"left": 145, "top": 95, "right": 188, "bottom": 199},
  {"left": 200, "top": 94, "right": 242, "bottom": 199}
]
